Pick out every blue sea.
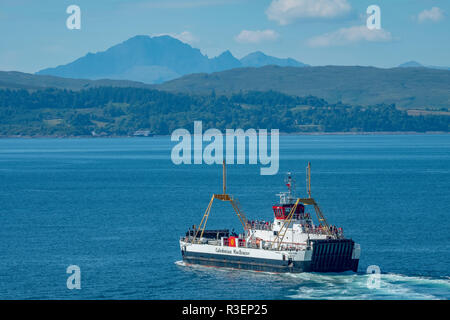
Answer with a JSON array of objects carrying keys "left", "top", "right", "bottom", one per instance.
[{"left": 0, "top": 135, "right": 449, "bottom": 300}]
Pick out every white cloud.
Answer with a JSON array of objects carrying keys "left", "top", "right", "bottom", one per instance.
[
  {"left": 307, "top": 25, "right": 393, "bottom": 47},
  {"left": 235, "top": 29, "right": 279, "bottom": 43},
  {"left": 172, "top": 31, "right": 198, "bottom": 44},
  {"left": 417, "top": 7, "right": 444, "bottom": 23},
  {"left": 154, "top": 31, "right": 198, "bottom": 45},
  {"left": 266, "top": 0, "right": 351, "bottom": 25}
]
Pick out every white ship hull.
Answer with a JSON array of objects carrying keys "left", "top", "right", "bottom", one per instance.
[{"left": 180, "top": 238, "right": 360, "bottom": 273}]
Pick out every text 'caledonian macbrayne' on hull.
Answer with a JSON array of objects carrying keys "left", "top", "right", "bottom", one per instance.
[{"left": 179, "top": 162, "right": 360, "bottom": 273}]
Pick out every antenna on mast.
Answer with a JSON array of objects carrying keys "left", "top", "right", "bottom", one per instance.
[
  {"left": 223, "top": 160, "right": 226, "bottom": 195},
  {"left": 307, "top": 162, "right": 312, "bottom": 198}
]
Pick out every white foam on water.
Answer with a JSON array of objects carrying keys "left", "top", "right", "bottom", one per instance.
[
  {"left": 174, "top": 260, "right": 187, "bottom": 267},
  {"left": 286, "top": 272, "right": 450, "bottom": 300},
  {"left": 174, "top": 261, "right": 449, "bottom": 300}
]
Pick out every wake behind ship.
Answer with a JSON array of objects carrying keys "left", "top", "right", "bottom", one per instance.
[{"left": 180, "top": 163, "right": 360, "bottom": 273}]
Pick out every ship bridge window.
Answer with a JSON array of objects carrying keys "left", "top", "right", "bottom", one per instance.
[{"left": 273, "top": 207, "right": 284, "bottom": 218}]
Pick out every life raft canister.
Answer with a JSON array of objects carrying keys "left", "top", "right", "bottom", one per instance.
[{"left": 228, "top": 236, "right": 236, "bottom": 247}]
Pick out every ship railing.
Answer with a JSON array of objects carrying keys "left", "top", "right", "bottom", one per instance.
[
  {"left": 180, "top": 236, "right": 211, "bottom": 244},
  {"left": 301, "top": 227, "right": 328, "bottom": 235},
  {"left": 301, "top": 227, "right": 344, "bottom": 238},
  {"left": 267, "top": 240, "right": 308, "bottom": 251},
  {"left": 247, "top": 221, "right": 273, "bottom": 231},
  {"left": 181, "top": 236, "right": 239, "bottom": 247},
  {"left": 245, "top": 239, "right": 308, "bottom": 251},
  {"left": 181, "top": 235, "right": 310, "bottom": 251}
]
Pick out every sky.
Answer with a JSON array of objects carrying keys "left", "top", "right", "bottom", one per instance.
[{"left": 0, "top": 0, "right": 449, "bottom": 73}]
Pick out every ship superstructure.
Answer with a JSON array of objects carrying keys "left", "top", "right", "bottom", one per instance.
[{"left": 180, "top": 162, "right": 360, "bottom": 273}]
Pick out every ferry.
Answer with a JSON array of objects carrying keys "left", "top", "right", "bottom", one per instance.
[{"left": 179, "top": 162, "right": 360, "bottom": 273}]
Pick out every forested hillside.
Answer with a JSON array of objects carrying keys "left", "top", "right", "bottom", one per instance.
[{"left": 0, "top": 88, "right": 448, "bottom": 137}]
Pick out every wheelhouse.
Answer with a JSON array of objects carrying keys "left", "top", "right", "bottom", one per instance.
[{"left": 272, "top": 204, "right": 305, "bottom": 220}]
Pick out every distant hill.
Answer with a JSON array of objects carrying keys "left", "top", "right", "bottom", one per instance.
[
  {"left": 156, "top": 65, "right": 450, "bottom": 109},
  {"left": 398, "top": 61, "right": 425, "bottom": 68},
  {"left": 0, "top": 71, "right": 151, "bottom": 90},
  {"left": 241, "top": 51, "right": 307, "bottom": 68},
  {"left": 398, "top": 61, "right": 450, "bottom": 71},
  {"left": 36, "top": 35, "right": 308, "bottom": 84}
]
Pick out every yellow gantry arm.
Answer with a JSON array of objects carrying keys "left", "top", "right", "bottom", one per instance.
[
  {"left": 298, "top": 198, "right": 331, "bottom": 235},
  {"left": 191, "top": 195, "right": 248, "bottom": 244},
  {"left": 313, "top": 203, "right": 331, "bottom": 235},
  {"left": 191, "top": 161, "right": 249, "bottom": 244},
  {"left": 272, "top": 197, "right": 333, "bottom": 249},
  {"left": 301, "top": 163, "right": 332, "bottom": 236},
  {"left": 273, "top": 198, "right": 301, "bottom": 250},
  {"left": 192, "top": 195, "right": 215, "bottom": 243},
  {"left": 230, "top": 199, "right": 248, "bottom": 232}
]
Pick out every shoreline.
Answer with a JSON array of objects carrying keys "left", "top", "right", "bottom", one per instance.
[{"left": 0, "top": 131, "right": 448, "bottom": 139}]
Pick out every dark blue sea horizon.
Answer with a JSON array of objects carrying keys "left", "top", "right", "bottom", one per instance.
[{"left": 0, "top": 135, "right": 449, "bottom": 299}]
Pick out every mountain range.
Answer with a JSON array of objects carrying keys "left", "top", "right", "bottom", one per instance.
[
  {"left": 0, "top": 34, "right": 446, "bottom": 109},
  {"left": 36, "top": 35, "right": 307, "bottom": 84}
]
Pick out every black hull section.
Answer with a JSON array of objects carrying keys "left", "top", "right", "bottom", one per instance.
[
  {"left": 182, "top": 249, "right": 358, "bottom": 273},
  {"left": 310, "top": 239, "right": 358, "bottom": 272}
]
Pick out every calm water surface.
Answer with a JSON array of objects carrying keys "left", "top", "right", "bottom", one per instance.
[{"left": 0, "top": 135, "right": 449, "bottom": 299}]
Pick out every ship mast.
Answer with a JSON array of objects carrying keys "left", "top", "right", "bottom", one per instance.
[
  {"left": 300, "top": 162, "right": 331, "bottom": 236},
  {"left": 273, "top": 162, "right": 333, "bottom": 249},
  {"left": 191, "top": 161, "right": 248, "bottom": 244}
]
